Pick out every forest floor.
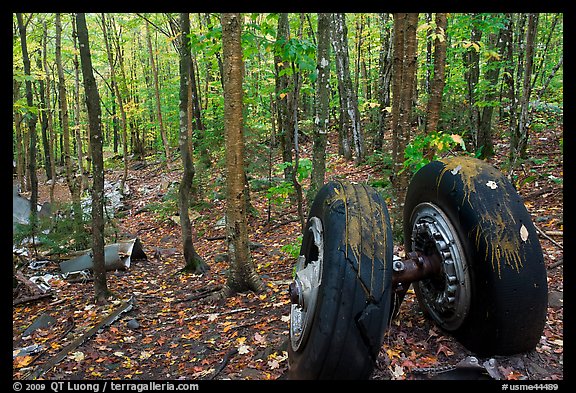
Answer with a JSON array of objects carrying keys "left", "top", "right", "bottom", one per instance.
[{"left": 13, "top": 119, "right": 563, "bottom": 382}]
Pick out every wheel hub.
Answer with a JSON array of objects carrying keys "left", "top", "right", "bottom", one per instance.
[
  {"left": 411, "top": 203, "right": 471, "bottom": 331},
  {"left": 289, "top": 217, "right": 323, "bottom": 351}
]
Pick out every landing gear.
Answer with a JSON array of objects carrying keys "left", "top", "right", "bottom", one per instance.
[{"left": 287, "top": 157, "right": 548, "bottom": 379}]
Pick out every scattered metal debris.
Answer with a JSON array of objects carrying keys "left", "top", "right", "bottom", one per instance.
[
  {"left": 13, "top": 185, "right": 51, "bottom": 230},
  {"left": 411, "top": 355, "right": 503, "bottom": 380},
  {"left": 22, "top": 313, "right": 57, "bottom": 337},
  {"left": 13, "top": 344, "right": 44, "bottom": 359},
  {"left": 25, "top": 297, "right": 134, "bottom": 380}
]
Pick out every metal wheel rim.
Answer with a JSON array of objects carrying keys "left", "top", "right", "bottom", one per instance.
[
  {"left": 410, "top": 202, "right": 471, "bottom": 331},
  {"left": 290, "top": 217, "right": 323, "bottom": 352}
]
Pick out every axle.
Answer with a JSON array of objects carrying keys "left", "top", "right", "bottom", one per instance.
[
  {"left": 391, "top": 251, "right": 443, "bottom": 293},
  {"left": 289, "top": 251, "right": 443, "bottom": 307}
]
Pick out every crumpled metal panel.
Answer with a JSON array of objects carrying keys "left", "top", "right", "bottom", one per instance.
[{"left": 59, "top": 238, "right": 146, "bottom": 273}]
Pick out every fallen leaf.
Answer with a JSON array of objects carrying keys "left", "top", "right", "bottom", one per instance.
[
  {"left": 436, "top": 343, "right": 454, "bottom": 357},
  {"left": 14, "top": 355, "right": 34, "bottom": 369},
  {"left": 390, "top": 364, "right": 405, "bottom": 379},
  {"left": 254, "top": 332, "right": 266, "bottom": 345},
  {"left": 520, "top": 224, "right": 529, "bottom": 242},
  {"left": 238, "top": 345, "right": 251, "bottom": 354},
  {"left": 268, "top": 359, "right": 280, "bottom": 369},
  {"left": 69, "top": 351, "right": 85, "bottom": 362}
]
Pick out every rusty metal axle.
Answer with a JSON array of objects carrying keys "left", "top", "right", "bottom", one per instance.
[{"left": 391, "top": 251, "right": 442, "bottom": 292}]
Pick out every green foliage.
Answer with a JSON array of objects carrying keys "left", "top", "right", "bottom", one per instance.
[
  {"left": 281, "top": 235, "right": 302, "bottom": 259},
  {"left": 266, "top": 158, "right": 312, "bottom": 206},
  {"left": 266, "top": 181, "right": 295, "bottom": 206},
  {"left": 403, "top": 131, "right": 467, "bottom": 174},
  {"left": 365, "top": 151, "right": 393, "bottom": 171}
]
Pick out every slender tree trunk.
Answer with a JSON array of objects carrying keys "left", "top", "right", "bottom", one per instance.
[
  {"left": 42, "top": 21, "right": 56, "bottom": 204},
  {"left": 146, "top": 20, "right": 172, "bottom": 165},
  {"left": 76, "top": 12, "right": 110, "bottom": 305},
  {"left": 72, "top": 17, "right": 87, "bottom": 193},
  {"left": 536, "top": 55, "right": 563, "bottom": 102},
  {"left": 13, "top": 79, "right": 26, "bottom": 194},
  {"left": 424, "top": 13, "right": 447, "bottom": 159},
  {"left": 102, "top": 14, "right": 129, "bottom": 193},
  {"left": 502, "top": 14, "right": 516, "bottom": 148},
  {"left": 178, "top": 12, "right": 209, "bottom": 275},
  {"left": 332, "top": 13, "right": 364, "bottom": 163},
  {"left": 188, "top": 40, "right": 211, "bottom": 169},
  {"left": 531, "top": 14, "right": 559, "bottom": 94},
  {"left": 514, "top": 13, "right": 539, "bottom": 160},
  {"left": 221, "top": 13, "right": 264, "bottom": 296},
  {"left": 463, "top": 14, "right": 483, "bottom": 149},
  {"left": 56, "top": 13, "right": 85, "bottom": 248},
  {"left": 397, "top": 12, "right": 418, "bottom": 189},
  {"left": 509, "top": 14, "right": 527, "bottom": 161},
  {"left": 16, "top": 13, "right": 39, "bottom": 239},
  {"left": 308, "top": 13, "right": 331, "bottom": 203},
  {"left": 390, "top": 13, "right": 405, "bottom": 169},
  {"left": 290, "top": 62, "right": 306, "bottom": 231},
  {"left": 274, "top": 13, "right": 294, "bottom": 182},
  {"left": 36, "top": 54, "right": 51, "bottom": 182},
  {"left": 423, "top": 13, "right": 433, "bottom": 96},
  {"left": 477, "top": 26, "right": 506, "bottom": 159},
  {"left": 375, "top": 13, "right": 393, "bottom": 152}
]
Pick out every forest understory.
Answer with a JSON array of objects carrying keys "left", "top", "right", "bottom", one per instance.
[{"left": 12, "top": 121, "right": 563, "bottom": 382}]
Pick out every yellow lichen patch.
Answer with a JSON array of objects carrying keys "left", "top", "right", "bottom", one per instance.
[
  {"left": 438, "top": 157, "right": 527, "bottom": 277},
  {"left": 473, "top": 213, "right": 524, "bottom": 277},
  {"left": 327, "top": 181, "right": 389, "bottom": 297}
]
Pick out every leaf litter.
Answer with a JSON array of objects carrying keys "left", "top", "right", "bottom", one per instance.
[{"left": 13, "top": 124, "right": 562, "bottom": 380}]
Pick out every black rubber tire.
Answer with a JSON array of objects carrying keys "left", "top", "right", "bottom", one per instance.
[
  {"left": 403, "top": 157, "right": 548, "bottom": 356},
  {"left": 287, "top": 180, "right": 394, "bottom": 379}
]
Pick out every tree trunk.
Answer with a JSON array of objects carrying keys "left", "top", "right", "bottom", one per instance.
[
  {"left": 390, "top": 13, "right": 405, "bottom": 169},
  {"left": 397, "top": 13, "right": 418, "bottom": 197},
  {"left": 274, "top": 13, "right": 294, "bottom": 182},
  {"left": 178, "top": 12, "right": 209, "bottom": 275},
  {"left": 221, "top": 13, "right": 264, "bottom": 295},
  {"left": 36, "top": 54, "right": 52, "bottom": 182},
  {"left": 375, "top": 13, "right": 393, "bottom": 152},
  {"left": 308, "top": 13, "right": 331, "bottom": 203},
  {"left": 56, "top": 13, "right": 85, "bottom": 248},
  {"left": 502, "top": 13, "right": 516, "bottom": 147},
  {"left": 391, "top": 13, "right": 418, "bottom": 231},
  {"left": 477, "top": 24, "right": 507, "bottom": 159},
  {"left": 463, "top": 14, "right": 483, "bottom": 149},
  {"left": 72, "top": 16, "right": 87, "bottom": 193},
  {"left": 514, "top": 13, "right": 539, "bottom": 160},
  {"left": 536, "top": 55, "right": 563, "bottom": 103},
  {"left": 13, "top": 79, "right": 26, "bottom": 194},
  {"left": 16, "top": 13, "right": 39, "bottom": 238},
  {"left": 76, "top": 12, "right": 110, "bottom": 305},
  {"left": 332, "top": 13, "right": 364, "bottom": 163},
  {"left": 508, "top": 14, "right": 527, "bottom": 161},
  {"left": 424, "top": 13, "right": 448, "bottom": 159},
  {"left": 41, "top": 21, "right": 56, "bottom": 204},
  {"left": 146, "top": 20, "right": 172, "bottom": 165},
  {"left": 102, "top": 14, "right": 129, "bottom": 193}
]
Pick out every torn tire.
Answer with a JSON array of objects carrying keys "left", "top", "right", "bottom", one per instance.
[
  {"left": 403, "top": 157, "right": 548, "bottom": 355},
  {"left": 287, "top": 181, "right": 393, "bottom": 379}
]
